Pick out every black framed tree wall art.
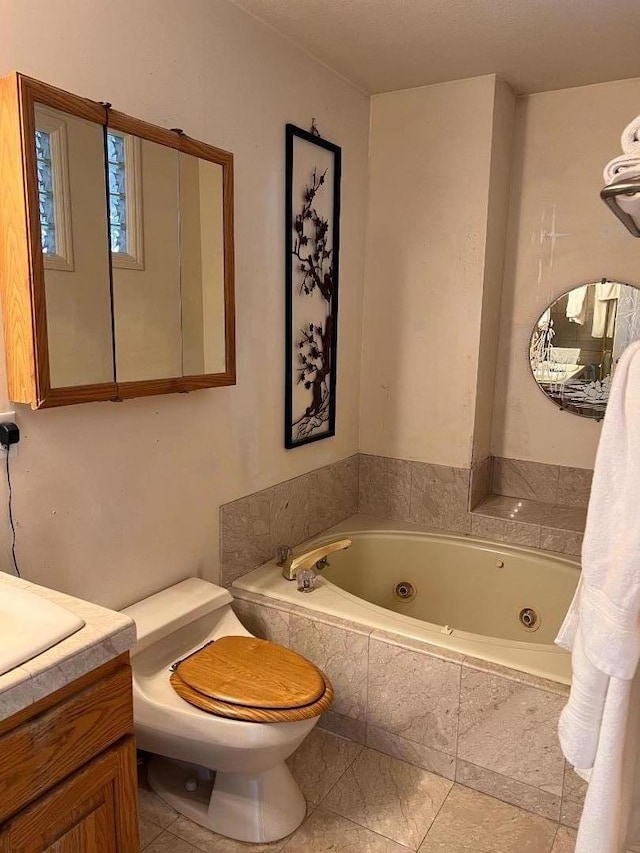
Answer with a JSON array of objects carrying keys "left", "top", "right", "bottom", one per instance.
[{"left": 285, "top": 123, "right": 342, "bottom": 448}]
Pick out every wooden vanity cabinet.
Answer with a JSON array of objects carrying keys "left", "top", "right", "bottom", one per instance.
[{"left": 0, "top": 655, "right": 139, "bottom": 852}]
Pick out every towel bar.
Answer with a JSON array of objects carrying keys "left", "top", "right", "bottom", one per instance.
[{"left": 600, "top": 179, "right": 640, "bottom": 237}]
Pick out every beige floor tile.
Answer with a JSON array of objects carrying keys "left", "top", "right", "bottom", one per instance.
[
  {"left": 283, "top": 807, "right": 412, "bottom": 852},
  {"left": 170, "top": 814, "right": 287, "bottom": 851},
  {"left": 138, "top": 787, "right": 179, "bottom": 829},
  {"left": 418, "top": 784, "right": 557, "bottom": 853},
  {"left": 322, "top": 747, "right": 452, "bottom": 849},
  {"left": 552, "top": 826, "right": 576, "bottom": 852},
  {"left": 287, "top": 728, "right": 363, "bottom": 804},
  {"left": 144, "top": 830, "right": 201, "bottom": 853},
  {"left": 140, "top": 817, "right": 165, "bottom": 849},
  {"left": 559, "top": 797, "right": 582, "bottom": 830}
]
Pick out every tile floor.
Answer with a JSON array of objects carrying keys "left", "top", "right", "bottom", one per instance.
[{"left": 138, "top": 729, "right": 579, "bottom": 852}]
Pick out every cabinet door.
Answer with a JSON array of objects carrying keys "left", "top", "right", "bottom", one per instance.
[
  {"left": 0, "top": 738, "right": 139, "bottom": 853},
  {"left": 106, "top": 121, "right": 182, "bottom": 385},
  {"left": 107, "top": 110, "right": 235, "bottom": 400},
  {"left": 33, "top": 103, "right": 115, "bottom": 393},
  {"left": 0, "top": 73, "right": 118, "bottom": 408},
  {"left": 43, "top": 799, "right": 115, "bottom": 852}
]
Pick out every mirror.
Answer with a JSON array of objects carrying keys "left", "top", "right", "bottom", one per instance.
[
  {"left": 35, "top": 103, "right": 114, "bottom": 389},
  {"left": 107, "top": 132, "right": 229, "bottom": 383},
  {"left": 529, "top": 280, "right": 640, "bottom": 419},
  {"left": 179, "top": 153, "right": 227, "bottom": 376},
  {"left": 108, "top": 132, "right": 182, "bottom": 383},
  {"left": 24, "top": 72, "right": 234, "bottom": 407}
]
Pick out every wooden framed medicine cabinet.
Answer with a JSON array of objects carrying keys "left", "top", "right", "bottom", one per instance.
[{"left": 0, "top": 73, "right": 235, "bottom": 408}]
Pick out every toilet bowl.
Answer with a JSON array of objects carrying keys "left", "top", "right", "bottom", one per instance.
[{"left": 123, "top": 578, "right": 330, "bottom": 843}]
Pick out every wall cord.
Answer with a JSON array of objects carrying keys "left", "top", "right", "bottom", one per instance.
[{"left": 5, "top": 448, "right": 20, "bottom": 578}]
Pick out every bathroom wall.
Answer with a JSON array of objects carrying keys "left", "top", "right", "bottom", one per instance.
[
  {"left": 471, "top": 79, "right": 516, "bottom": 465},
  {"left": 491, "top": 76, "right": 640, "bottom": 469},
  {"left": 359, "top": 74, "right": 514, "bottom": 469},
  {"left": 0, "top": 0, "right": 369, "bottom": 609}
]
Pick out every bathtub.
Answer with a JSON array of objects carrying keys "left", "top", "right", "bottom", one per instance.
[{"left": 232, "top": 517, "right": 579, "bottom": 685}]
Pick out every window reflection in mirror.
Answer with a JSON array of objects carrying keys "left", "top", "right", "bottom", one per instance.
[
  {"left": 179, "top": 153, "right": 227, "bottom": 376},
  {"left": 109, "top": 133, "right": 181, "bottom": 383},
  {"left": 34, "top": 103, "right": 114, "bottom": 389},
  {"left": 107, "top": 131, "right": 144, "bottom": 269},
  {"left": 529, "top": 280, "right": 640, "bottom": 419}
]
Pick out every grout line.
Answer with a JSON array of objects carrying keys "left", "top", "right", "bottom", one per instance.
[
  {"left": 454, "top": 661, "right": 462, "bottom": 773},
  {"left": 452, "top": 759, "right": 562, "bottom": 822},
  {"left": 313, "top": 737, "right": 365, "bottom": 811},
  {"left": 364, "top": 723, "right": 457, "bottom": 772},
  {"left": 417, "top": 775, "right": 455, "bottom": 849},
  {"left": 408, "top": 460, "right": 415, "bottom": 522},
  {"left": 285, "top": 806, "right": 415, "bottom": 851},
  {"left": 364, "top": 629, "right": 370, "bottom": 734}
]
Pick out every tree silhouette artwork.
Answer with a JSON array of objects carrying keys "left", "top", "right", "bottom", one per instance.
[{"left": 291, "top": 167, "right": 335, "bottom": 439}]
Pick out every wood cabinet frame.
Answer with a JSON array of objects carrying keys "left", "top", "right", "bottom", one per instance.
[
  {"left": 0, "top": 654, "right": 139, "bottom": 851},
  {"left": 0, "top": 73, "right": 235, "bottom": 408}
]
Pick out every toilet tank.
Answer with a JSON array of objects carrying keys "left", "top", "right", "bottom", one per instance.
[{"left": 122, "top": 578, "right": 233, "bottom": 657}]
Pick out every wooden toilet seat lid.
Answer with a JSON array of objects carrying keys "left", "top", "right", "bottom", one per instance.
[{"left": 171, "top": 636, "right": 326, "bottom": 710}]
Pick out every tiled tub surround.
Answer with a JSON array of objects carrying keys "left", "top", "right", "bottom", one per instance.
[
  {"left": 359, "top": 454, "right": 472, "bottom": 533},
  {"left": 359, "top": 453, "right": 587, "bottom": 556},
  {"left": 219, "top": 455, "right": 359, "bottom": 586},
  {"left": 220, "top": 453, "right": 589, "bottom": 587},
  {"left": 230, "top": 589, "right": 582, "bottom": 829}
]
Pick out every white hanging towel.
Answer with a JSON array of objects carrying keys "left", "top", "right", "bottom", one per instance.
[
  {"left": 556, "top": 340, "right": 640, "bottom": 853},
  {"left": 566, "top": 285, "right": 588, "bottom": 325},
  {"left": 591, "top": 282, "right": 620, "bottom": 339}
]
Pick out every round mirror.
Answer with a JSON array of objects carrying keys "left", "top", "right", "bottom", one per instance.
[{"left": 529, "top": 280, "right": 640, "bottom": 420}]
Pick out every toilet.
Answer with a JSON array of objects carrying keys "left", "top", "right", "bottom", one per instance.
[{"left": 123, "top": 578, "right": 333, "bottom": 843}]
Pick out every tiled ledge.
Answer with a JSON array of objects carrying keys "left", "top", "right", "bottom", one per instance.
[
  {"left": 492, "top": 457, "right": 592, "bottom": 509},
  {"left": 472, "top": 494, "right": 586, "bottom": 556}
]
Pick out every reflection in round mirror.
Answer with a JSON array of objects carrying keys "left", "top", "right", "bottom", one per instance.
[{"left": 529, "top": 280, "right": 640, "bottom": 420}]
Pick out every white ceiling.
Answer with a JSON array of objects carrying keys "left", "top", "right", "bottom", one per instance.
[{"left": 232, "top": 0, "right": 640, "bottom": 95}]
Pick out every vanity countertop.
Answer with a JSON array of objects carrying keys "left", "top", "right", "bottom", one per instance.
[{"left": 0, "top": 571, "right": 136, "bottom": 723}]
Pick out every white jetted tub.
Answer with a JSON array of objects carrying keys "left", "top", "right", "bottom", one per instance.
[{"left": 233, "top": 519, "right": 580, "bottom": 685}]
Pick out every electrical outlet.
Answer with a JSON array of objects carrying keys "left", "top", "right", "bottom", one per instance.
[{"left": 0, "top": 411, "right": 18, "bottom": 458}]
